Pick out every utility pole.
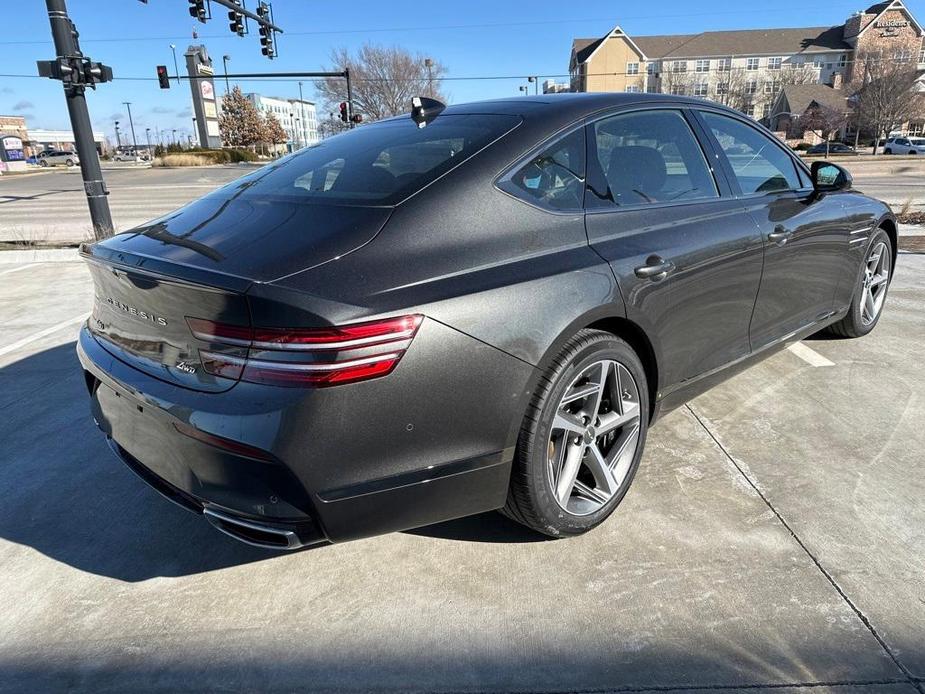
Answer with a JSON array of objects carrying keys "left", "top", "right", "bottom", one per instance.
[
  {"left": 123, "top": 101, "right": 138, "bottom": 154},
  {"left": 297, "top": 80, "right": 305, "bottom": 148},
  {"left": 425, "top": 58, "right": 434, "bottom": 97},
  {"left": 38, "top": 0, "right": 114, "bottom": 239},
  {"left": 114, "top": 121, "right": 121, "bottom": 148}
]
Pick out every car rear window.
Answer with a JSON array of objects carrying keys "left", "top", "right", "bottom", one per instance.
[{"left": 221, "top": 114, "right": 521, "bottom": 206}]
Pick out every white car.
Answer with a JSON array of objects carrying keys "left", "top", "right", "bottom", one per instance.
[
  {"left": 37, "top": 150, "right": 79, "bottom": 167},
  {"left": 113, "top": 151, "right": 138, "bottom": 162},
  {"left": 883, "top": 136, "right": 925, "bottom": 154}
]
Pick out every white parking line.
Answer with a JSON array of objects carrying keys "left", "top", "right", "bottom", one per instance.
[
  {"left": 788, "top": 342, "right": 835, "bottom": 367},
  {"left": 0, "top": 313, "right": 90, "bottom": 359},
  {"left": 0, "top": 264, "right": 38, "bottom": 277}
]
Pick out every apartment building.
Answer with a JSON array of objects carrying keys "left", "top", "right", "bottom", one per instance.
[
  {"left": 569, "top": 0, "right": 924, "bottom": 121},
  {"left": 246, "top": 93, "right": 319, "bottom": 150}
]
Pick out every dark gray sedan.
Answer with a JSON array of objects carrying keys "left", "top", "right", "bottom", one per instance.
[{"left": 77, "top": 94, "right": 895, "bottom": 549}]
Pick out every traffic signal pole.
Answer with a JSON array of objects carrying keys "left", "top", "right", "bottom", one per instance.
[{"left": 41, "top": 0, "right": 114, "bottom": 239}]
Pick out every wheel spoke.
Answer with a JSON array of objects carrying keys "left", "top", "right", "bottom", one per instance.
[
  {"left": 586, "top": 361, "right": 609, "bottom": 419},
  {"left": 561, "top": 383, "right": 600, "bottom": 405},
  {"left": 553, "top": 411, "right": 585, "bottom": 434},
  {"left": 573, "top": 479, "right": 610, "bottom": 505},
  {"left": 609, "top": 424, "right": 641, "bottom": 484},
  {"left": 585, "top": 443, "right": 619, "bottom": 496},
  {"left": 870, "top": 273, "right": 888, "bottom": 288},
  {"left": 863, "top": 288, "right": 876, "bottom": 321},
  {"left": 555, "top": 440, "right": 585, "bottom": 504},
  {"left": 596, "top": 403, "right": 640, "bottom": 435}
]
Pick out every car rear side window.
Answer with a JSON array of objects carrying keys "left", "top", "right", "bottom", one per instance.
[
  {"left": 700, "top": 111, "right": 800, "bottom": 195},
  {"left": 497, "top": 128, "right": 586, "bottom": 212},
  {"left": 586, "top": 109, "right": 718, "bottom": 209},
  {"left": 221, "top": 114, "right": 521, "bottom": 206}
]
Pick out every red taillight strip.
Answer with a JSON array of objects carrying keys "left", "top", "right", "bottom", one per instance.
[
  {"left": 187, "top": 315, "right": 422, "bottom": 351},
  {"left": 201, "top": 350, "right": 403, "bottom": 372}
]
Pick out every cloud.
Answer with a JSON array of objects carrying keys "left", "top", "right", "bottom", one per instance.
[
  {"left": 109, "top": 112, "right": 126, "bottom": 122},
  {"left": 12, "top": 100, "right": 33, "bottom": 111},
  {"left": 177, "top": 107, "right": 193, "bottom": 119},
  {"left": 1, "top": 87, "right": 13, "bottom": 94},
  {"left": 150, "top": 106, "right": 175, "bottom": 114}
]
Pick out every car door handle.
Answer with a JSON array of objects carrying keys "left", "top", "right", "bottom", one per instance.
[
  {"left": 634, "top": 256, "right": 675, "bottom": 281},
  {"left": 768, "top": 225, "right": 793, "bottom": 245}
]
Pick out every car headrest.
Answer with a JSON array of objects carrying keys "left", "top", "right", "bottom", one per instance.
[{"left": 607, "top": 146, "right": 667, "bottom": 201}]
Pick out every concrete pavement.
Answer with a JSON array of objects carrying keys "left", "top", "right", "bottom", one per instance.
[{"left": 0, "top": 255, "right": 923, "bottom": 693}]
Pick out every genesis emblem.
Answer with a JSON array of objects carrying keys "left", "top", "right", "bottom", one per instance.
[{"left": 99, "top": 296, "right": 168, "bottom": 326}]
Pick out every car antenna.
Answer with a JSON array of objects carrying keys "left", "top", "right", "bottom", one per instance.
[{"left": 410, "top": 96, "right": 446, "bottom": 128}]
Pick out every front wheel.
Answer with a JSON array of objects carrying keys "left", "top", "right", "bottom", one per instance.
[
  {"left": 884, "top": 148, "right": 893, "bottom": 155},
  {"left": 503, "top": 330, "right": 649, "bottom": 538},
  {"left": 827, "top": 229, "right": 892, "bottom": 338},
  {"left": 39, "top": 160, "right": 48, "bottom": 167}
]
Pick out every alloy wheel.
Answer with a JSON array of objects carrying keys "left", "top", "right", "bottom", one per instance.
[
  {"left": 861, "top": 241, "right": 890, "bottom": 325},
  {"left": 547, "top": 359, "right": 641, "bottom": 516}
]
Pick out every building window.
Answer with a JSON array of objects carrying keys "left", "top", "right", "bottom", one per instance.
[
  {"left": 746, "top": 57, "right": 760, "bottom": 71},
  {"left": 919, "top": 49, "right": 925, "bottom": 63},
  {"left": 894, "top": 49, "right": 912, "bottom": 63},
  {"left": 716, "top": 82, "right": 729, "bottom": 95},
  {"left": 764, "top": 80, "right": 780, "bottom": 94},
  {"left": 746, "top": 80, "right": 758, "bottom": 94},
  {"left": 742, "top": 104, "right": 755, "bottom": 117},
  {"left": 838, "top": 54, "right": 848, "bottom": 67},
  {"left": 625, "top": 84, "right": 640, "bottom": 93},
  {"left": 695, "top": 59, "right": 710, "bottom": 72},
  {"left": 717, "top": 57, "right": 732, "bottom": 72},
  {"left": 813, "top": 57, "right": 825, "bottom": 69},
  {"left": 626, "top": 62, "right": 639, "bottom": 75},
  {"left": 693, "top": 82, "right": 708, "bottom": 96},
  {"left": 671, "top": 60, "right": 687, "bottom": 73},
  {"left": 670, "top": 85, "right": 686, "bottom": 95},
  {"left": 647, "top": 62, "right": 656, "bottom": 74},
  {"left": 768, "top": 57, "right": 782, "bottom": 70}
]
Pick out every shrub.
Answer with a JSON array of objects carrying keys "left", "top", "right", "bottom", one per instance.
[{"left": 152, "top": 148, "right": 259, "bottom": 166}]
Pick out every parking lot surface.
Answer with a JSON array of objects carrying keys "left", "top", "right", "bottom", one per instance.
[{"left": 0, "top": 255, "right": 923, "bottom": 693}]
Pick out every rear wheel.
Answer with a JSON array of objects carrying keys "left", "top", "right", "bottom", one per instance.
[
  {"left": 39, "top": 159, "right": 48, "bottom": 167},
  {"left": 827, "top": 229, "right": 892, "bottom": 338},
  {"left": 504, "top": 330, "right": 649, "bottom": 537},
  {"left": 65, "top": 159, "right": 74, "bottom": 166},
  {"left": 884, "top": 148, "right": 893, "bottom": 155}
]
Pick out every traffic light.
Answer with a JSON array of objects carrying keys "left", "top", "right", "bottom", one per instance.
[
  {"left": 156, "top": 65, "right": 170, "bottom": 89},
  {"left": 257, "top": 2, "right": 276, "bottom": 58},
  {"left": 227, "top": 1, "right": 245, "bottom": 36},
  {"left": 339, "top": 102, "right": 349, "bottom": 122},
  {"left": 188, "top": 0, "right": 206, "bottom": 22}
]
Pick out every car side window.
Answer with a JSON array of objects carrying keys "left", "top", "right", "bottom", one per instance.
[
  {"left": 700, "top": 111, "right": 800, "bottom": 195},
  {"left": 586, "top": 109, "right": 718, "bottom": 209},
  {"left": 498, "top": 128, "right": 586, "bottom": 212}
]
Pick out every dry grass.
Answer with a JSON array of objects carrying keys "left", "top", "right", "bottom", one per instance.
[{"left": 152, "top": 154, "right": 215, "bottom": 167}]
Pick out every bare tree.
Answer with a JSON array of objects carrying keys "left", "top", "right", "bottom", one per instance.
[
  {"left": 716, "top": 68, "right": 754, "bottom": 113},
  {"left": 778, "top": 64, "right": 819, "bottom": 87},
  {"left": 850, "top": 51, "right": 923, "bottom": 153},
  {"left": 261, "top": 111, "right": 288, "bottom": 155},
  {"left": 797, "top": 104, "right": 849, "bottom": 154},
  {"left": 315, "top": 44, "right": 447, "bottom": 124},
  {"left": 658, "top": 68, "right": 694, "bottom": 97}
]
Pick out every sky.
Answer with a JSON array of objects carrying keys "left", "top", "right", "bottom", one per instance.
[{"left": 2, "top": 0, "right": 923, "bottom": 145}]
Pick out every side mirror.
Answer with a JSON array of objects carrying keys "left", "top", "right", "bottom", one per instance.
[{"left": 811, "top": 161, "right": 852, "bottom": 192}]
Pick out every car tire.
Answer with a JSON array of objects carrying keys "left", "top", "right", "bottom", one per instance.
[
  {"left": 827, "top": 228, "right": 893, "bottom": 338},
  {"left": 39, "top": 160, "right": 48, "bottom": 167},
  {"left": 65, "top": 159, "right": 74, "bottom": 166},
  {"left": 503, "top": 329, "right": 649, "bottom": 538},
  {"left": 884, "top": 148, "right": 892, "bottom": 155}
]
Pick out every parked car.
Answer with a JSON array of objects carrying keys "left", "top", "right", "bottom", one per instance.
[
  {"left": 807, "top": 142, "right": 856, "bottom": 155},
  {"left": 37, "top": 150, "right": 79, "bottom": 167},
  {"left": 112, "top": 150, "right": 138, "bottom": 162},
  {"left": 883, "top": 136, "right": 925, "bottom": 154},
  {"left": 77, "top": 94, "right": 895, "bottom": 549}
]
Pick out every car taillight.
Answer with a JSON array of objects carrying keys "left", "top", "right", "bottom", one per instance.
[{"left": 187, "top": 315, "right": 422, "bottom": 388}]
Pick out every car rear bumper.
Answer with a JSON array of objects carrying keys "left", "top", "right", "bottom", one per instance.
[{"left": 77, "top": 319, "right": 529, "bottom": 548}]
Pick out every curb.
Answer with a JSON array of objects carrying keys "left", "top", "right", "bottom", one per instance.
[{"left": 0, "top": 248, "right": 81, "bottom": 264}]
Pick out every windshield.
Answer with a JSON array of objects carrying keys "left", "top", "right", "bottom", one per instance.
[
  {"left": 911, "top": 138, "right": 925, "bottom": 145},
  {"left": 212, "top": 113, "right": 521, "bottom": 206}
]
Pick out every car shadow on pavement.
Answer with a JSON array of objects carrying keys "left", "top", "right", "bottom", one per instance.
[
  {"left": 406, "top": 512, "right": 548, "bottom": 543},
  {"left": 0, "top": 342, "right": 282, "bottom": 582}
]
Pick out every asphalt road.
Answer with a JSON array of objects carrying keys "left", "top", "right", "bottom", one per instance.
[
  {"left": 2, "top": 162, "right": 925, "bottom": 244},
  {"left": 0, "top": 253, "right": 923, "bottom": 693}
]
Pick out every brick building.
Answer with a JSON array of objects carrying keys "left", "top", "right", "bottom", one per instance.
[{"left": 569, "top": 0, "right": 924, "bottom": 127}]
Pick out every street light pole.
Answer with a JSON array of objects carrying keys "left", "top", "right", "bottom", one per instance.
[
  {"left": 169, "top": 43, "right": 180, "bottom": 85},
  {"left": 145, "top": 127, "right": 151, "bottom": 155},
  {"left": 123, "top": 101, "right": 138, "bottom": 154},
  {"left": 425, "top": 58, "right": 434, "bottom": 97},
  {"left": 222, "top": 54, "right": 231, "bottom": 93},
  {"left": 41, "top": 0, "right": 113, "bottom": 238},
  {"left": 297, "top": 80, "right": 305, "bottom": 148},
  {"left": 114, "top": 121, "right": 121, "bottom": 148}
]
